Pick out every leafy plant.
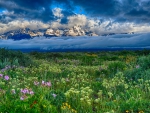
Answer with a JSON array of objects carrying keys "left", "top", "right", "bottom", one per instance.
[
  {"left": 0, "top": 48, "right": 34, "bottom": 68},
  {"left": 108, "top": 61, "right": 126, "bottom": 77},
  {"left": 46, "top": 90, "right": 66, "bottom": 112}
]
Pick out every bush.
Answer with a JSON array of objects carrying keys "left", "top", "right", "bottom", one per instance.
[
  {"left": 108, "top": 61, "right": 126, "bottom": 77},
  {"left": 0, "top": 48, "right": 33, "bottom": 69},
  {"left": 138, "top": 55, "right": 150, "bottom": 70},
  {"left": 125, "top": 55, "right": 150, "bottom": 82}
]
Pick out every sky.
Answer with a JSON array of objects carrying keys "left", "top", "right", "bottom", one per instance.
[{"left": 0, "top": 0, "right": 150, "bottom": 50}]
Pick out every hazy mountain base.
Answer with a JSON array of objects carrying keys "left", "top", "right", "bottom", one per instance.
[{"left": 11, "top": 48, "right": 150, "bottom": 53}]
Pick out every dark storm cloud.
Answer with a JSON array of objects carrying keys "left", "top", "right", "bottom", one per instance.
[
  {"left": 121, "top": 0, "right": 150, "bottom": 22},
  {"left": 72, "top": 0, "right": 121, "bottom": 16},
  {"left": 12, "top": 0, "right": 51, "bottom": 9},
  {"left": 0, "top": 0, "right": 55, "bottom": 22},
  {"left": 70, "top": 0, "right": 150, "bottom": 23},
  {"left": 0, "top": 0, "right": 76, "bottom": 22},
  {"left": 126, "top": 9, "right": 149, "bottom": 16},
  {"left": 61, "top": 0, "right": 150, "bottom": 23},
  {"left": 1, "top": 0, "right": 150, "bottom": 23},
  {"left": 68, "top": 0, "right": 150, "bottom": 23},
  {"left": 0, "top": 15, "right": 12, "bottom": 23},
  {"left": 125, "top": 8, "right": 150, "bottom": 23}
]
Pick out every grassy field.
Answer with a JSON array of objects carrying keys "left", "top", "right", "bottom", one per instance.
[{"left": 0, "top": 48, "right": 150, "bottom": 113}]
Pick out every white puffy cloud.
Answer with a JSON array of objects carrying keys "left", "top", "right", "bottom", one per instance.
[
  {"left": 67, "top": 14, "right": 87, "bottom": 27},
  {"left": 50, "top": 14, "right": 150, "bottom": 35},
  {"left": 0, "top": 20, "right": 50, "bottom": 34},
  {"left": 52, "top": 8, "right": 64, "bottom": 18}
]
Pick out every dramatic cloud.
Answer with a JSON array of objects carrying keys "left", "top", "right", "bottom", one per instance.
[
  {"left": 0, "top": 0, "right": 54, "bottom": 22},
  {"left": 50, "top": 14, "right": 150, "bottom": 35},
  {"left": 1, "top": 33, "right": 150, "bottom": 50},
  {"left": 0, "top": 20, "right": 49, "bottom": 34},
  {"left": 1, "top": 13, "right": 150, "bottom": 35},
  {"left": 1, "top": 0, "right": 150, "bottom": 23},
  {"left": 52, "top": 8, "right": 64, "bottom": 18}
]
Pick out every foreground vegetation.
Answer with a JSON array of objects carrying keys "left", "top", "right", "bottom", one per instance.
[{"left": 0, "top": 48, "right": 150, "bottom": 113}]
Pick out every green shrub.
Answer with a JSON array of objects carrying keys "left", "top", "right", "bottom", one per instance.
[
  {"left": 108, "top": 61, "right": 126, "bottom": 77},
  {"left": 138, "top": 55, "right": 150, "bottom": 70},
  {"left": 0, "top": 48, "right": 33, "bottom": 69},
  {"left": 125, "top": 55, "right": 150, "bottom": 82},
  {"left": 46, "top": 90, "right": 66, "bottom": 112}
]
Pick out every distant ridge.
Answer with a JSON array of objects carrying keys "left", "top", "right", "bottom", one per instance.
[
  {"left": 11, "top": 48, "right": 150, "bottom": 53},
  {"left": 0, "top": 26, "right": 134, "bottom": 40}
]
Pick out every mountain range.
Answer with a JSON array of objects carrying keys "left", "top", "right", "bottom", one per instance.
[
  {"left": 0, "top": 25, "right": 134, "bottom": 40},
  {"left": 0, "top": 26, "right": 99, "bottom": 40}
]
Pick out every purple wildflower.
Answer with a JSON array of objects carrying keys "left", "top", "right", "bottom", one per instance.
[
  {"left": 136, "top": 65, "right": 140, "bottom": 68},
  {"left": 20, "top": 96, "right": 25, "bottom": 100},
  {"left": 25, "top": 88, "right": 29, "bottom": 94},
  {"left": 29, "top": 90, "right": 34, "bottom": 95},
  {"left": 20, "top": 89, "right": 24, "bottom": 93},
  {"left": 52, "top": 93, "right": 57, "bottom": 98},
  {"left": 0, "top": 74, "right": 3, "bottom": 77},
  {"left": 5, "top": 66, "right": 10, "bottom": 70},
  {"left": 21, "top": 88, "right": 29, "bottom": 94},
  {"left": 4, "top": 75, "right": 9, "bottom": 80},
  {"left": 1, "top": 68, "right": 6, "bottom": 72},
  {"left": 46, "top": 81, "right": 51, "bottom": 87}
]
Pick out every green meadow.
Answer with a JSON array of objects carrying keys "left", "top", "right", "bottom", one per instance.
[{"left": 0, "top": 48, "right": 150, "bottom": 113}]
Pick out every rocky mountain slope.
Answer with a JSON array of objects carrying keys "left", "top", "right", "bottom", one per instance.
[{"left": 0, "top": 26, "right": 99, "bottom": 40}]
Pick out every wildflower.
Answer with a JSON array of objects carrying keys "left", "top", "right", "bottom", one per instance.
[
  {"left": 113, "top": 100, "right": 117, "bottom": 102},
  {"left": 43, "top": 105, "right": 46, "bottom": 108},
  {"left": 4, "top": 75, "right": 9, "bottom": 80},
  {"left": 126, "top": 110, "right": 129, "bottom": 113},
  {"left": 20, "top": 95, "right": 28, "bottom": 100},
  {"left": 52, "top": 93, "right": 57, "bottom": 98},
  {"left": 95, "top": 98, "right": 100, "bottom": 103},
  {"left": 1, "top": 68, "right": 6, "bottom": 72},
  {"left": 46, "top": 81, "right": 51, "bottom": 87},
  {"left": 42, "top": 80, "right": 45, "bottom": 85},
  {"left": 66, "top": 78, "right": 70, "bottom": 82},
  {"left": 11, "top": 89, "right": 16, "bottom": 94},
  {"left": 34, "top": 81, "right": 39, "bottom": 85},
  {"left": 5, "top": 66, "right": 10, "bottom": 69},
  {"left": 139, "top": 111, "right": 144, "bottom": 113},
  {"left": 0, "top": 74, "right": 3, "bottom": 77},
  {"left": 80, "top": 98, "right": 84, "bottom": 101},
  {"left": 136, "top": 65, "right": 140, "bottom": 68},
  {"left": 63, "top": 103, "right": 69, "bottom": 106},
  {"left": 12, "top": 65, "right": 17, "bottom": 68},
  {"left": 29, "top": 90, "right": 34, "bottom": 95},
  {"left": 21, "top": 88, "right": 29, "bottom": 94},
  {"left": 108, "top": 92, "right": 113, "bottom": 98},
  {"left": 20, "top": 96, "right": 25, "bottom": 100}
]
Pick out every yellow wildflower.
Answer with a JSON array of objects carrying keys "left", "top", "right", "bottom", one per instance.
[{"left": 126, "top": 110, "right": 129, "bottom": 113}]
